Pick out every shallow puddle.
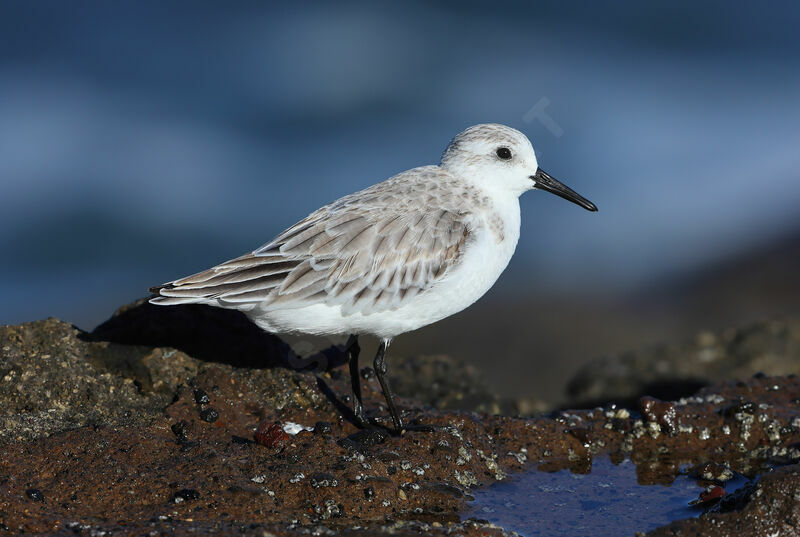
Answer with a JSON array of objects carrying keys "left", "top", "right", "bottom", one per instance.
[{"left": 465, "top": 457, "right": 712, "bottom": 536}]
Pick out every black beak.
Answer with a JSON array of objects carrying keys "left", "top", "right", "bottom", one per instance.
[{"left": 531, "top": 169, "right": 597, "bottom": 212}]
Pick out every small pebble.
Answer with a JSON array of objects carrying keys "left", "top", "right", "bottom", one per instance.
[
  {"left": 721, "top": 401, "right": 756, "bottom": 417},
  {"left": 613, "top": 408, "right": 630, "bottom": 419},
  {"left": 25, "top": 488, "right": 45, "bottom": 502},
  {"left": 199, "top": 408, "right": 219, "bottom": 423},
  {"left": 692, "top": 462, "right": 733, "bottom": 483},
  {"left": 780, "top": 425, "right": 798, "bottom": 435},
  {"left": 313, "top": 421, "right": 333, "bottom": 435},
  {"left": 173, "top": 489, "right": 200, "bottom": 503},
  {"left": 689, "top": 485, "right": 725, "bottom": 506},
  {"left": 171, "top": 420, "right": 190, "bottom": 440},
  {"left": 363, "top": 486, "right": 375, "bottom": 499},
  {"left": 254, "top": 421, "right": 290, "bottom": 448},
  {"left": 360, "top": 367, "right": 375, "bottom": 380},
  {"left": 193, "top": 388, "right": 210, "bottom": 404},
  {"left": 348, "top": 428, "right": 388, "bottom": 448},
  {"left": 309, "top": 473, "right": 339, "bottom": 488}
]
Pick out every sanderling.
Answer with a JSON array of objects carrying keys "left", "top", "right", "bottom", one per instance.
[{"left": 150, "top": 123, "right": 597, "bottom": 432}]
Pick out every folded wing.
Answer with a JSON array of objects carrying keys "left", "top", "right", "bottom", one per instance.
[{"left": 150, "top": 173, "right": 472, "bottom": 315}]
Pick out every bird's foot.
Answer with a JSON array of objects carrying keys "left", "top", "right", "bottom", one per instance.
[
  {"left": 398, "top": 422, "right": 442, "bottom": 434},
  {"left": 368, "top": 414, "right": 441, "bottom": 435},
  {"left": 351, "top": 407, "right": 372, "bottom": 429}
]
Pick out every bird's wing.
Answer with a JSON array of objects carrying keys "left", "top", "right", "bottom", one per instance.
[{"left": 150, "top": 169, "right": 474, "bottom": 314}]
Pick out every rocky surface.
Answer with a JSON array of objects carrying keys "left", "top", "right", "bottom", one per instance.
[
  {"left": 647, "top": 463, "right": 800, "bottom": 537},
  {"left": 1, "top": 307, "right": 800, "bottom": 536},
  {"left": 0, "top": 318, "right": 178, "bottom": 443},
  {"left": 567, "top": 318, "right": 800, "bottom": 407}
]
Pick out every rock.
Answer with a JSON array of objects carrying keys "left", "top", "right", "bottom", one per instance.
[
  {"left": 566, "top": 318, "right": 800, "bottom": 407},
  {"left": 0, "top": 315, "right": 329, "bottom": 444},
  {"left": 390, "top": 353, "right": 543, "bottom": 415},
  {"left": 24, "top": 489, "right": 44, "bottom": 502},
  {"left": 3, "top": 309, "right": 800, "bottom": 536},
  {"left": 0, "top": 305, "right": 528, "bottom": 444},
  {"left": 639, "top": 396, "right": 678, "bottom": 435},
  {"left": 313, "top": 421, "right": 332, "bottom": 435},
  {"left": 193, "top": 387, "right": 210, "bottom": 404},
  {"left": 254, "top": 421, "right": 290, "bottom": 448},
  {"left": 0, "top": 318, "right": 185, "bottom": 443},
  {"left": 649, "top": 464, "right": 800, "bottom": 536},
  {"left": 198, "top": 407, "right": 219, "bottom": 423}
]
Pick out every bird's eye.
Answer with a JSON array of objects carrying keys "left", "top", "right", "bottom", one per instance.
[{"left": 496, "top": 147, "right": 512, "bottom": 160}]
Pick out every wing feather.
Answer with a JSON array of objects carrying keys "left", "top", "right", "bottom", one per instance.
[{"left": 150, "top": 167, "right": 477, "bottom": 313}]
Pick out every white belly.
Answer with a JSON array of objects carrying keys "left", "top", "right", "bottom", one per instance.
[{"left": 248, "top": 201, "right": 521, "bottom": 339}]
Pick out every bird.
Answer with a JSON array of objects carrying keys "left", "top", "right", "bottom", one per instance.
[{"left": 149, "top": 123, "right": 597, "bottom": 433}]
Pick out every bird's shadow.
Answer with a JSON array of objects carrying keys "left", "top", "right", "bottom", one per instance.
[{"left": 85, "top": 298, "right": 347, "bottom": 372}]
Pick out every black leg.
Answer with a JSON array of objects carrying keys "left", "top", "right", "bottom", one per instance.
[
  {"left": 373, "top": 338, "right": 403, "bottom": 432},
  {"left": 345, "top": 334, "right": 368, "bottom": 427}
]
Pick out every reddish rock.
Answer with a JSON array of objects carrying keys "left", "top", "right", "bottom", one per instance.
[
  {"left": 254, "top": 421, "right": 290, "bottom": 448},
  {"left": 689, "top": 485, "right": 726, "bottom": 506}
]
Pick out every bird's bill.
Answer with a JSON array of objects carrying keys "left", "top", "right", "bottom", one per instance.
[{"left": 532, "top": 169, "right": 597, "bottom": 212}]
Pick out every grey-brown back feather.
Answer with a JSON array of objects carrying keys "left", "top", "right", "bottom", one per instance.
[{"left": 150, "top": 166, "right": 477, "bottom": 314}]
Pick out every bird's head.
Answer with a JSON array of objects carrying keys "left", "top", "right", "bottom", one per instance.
[{"left": 441, "top": 123, "right": 596, "bottom": 211}]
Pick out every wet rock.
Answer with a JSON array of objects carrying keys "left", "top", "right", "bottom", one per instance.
[
  {"left": 171, "top": 420, "right": 191, "bottom": 442},
  {"left": 567, "top": 318, "right": 800, "bottom": 407},
  {"left": 193, "top": 387, "right": 210, "bottom": 404},
  {"left": 25, "top": 489, "right": 44, "bottom": 502},
  {"left": 1, "top": 366, "right": 798, "bottom": 536},
  {"left": 423, "top": 481, "right": 472, "bottom": 499},
  {"left": 639, "top": 396, "right": 678, "bottom": 435},
  {"left": 308, "top": 473, "right": 339, "bottom": 488},
  {"left": 3, "top": 312, "right": 800, "bottom": 536},
  {"left": 313, "top": 421, "right": 332, "bottom": 435},
  {"left": 340, "top": 428, "right": 389, "bottom": 450},
  {"left": 0, "top": 319, "right": 182, "bottom": 443},
  {"left": 720, "top": 399, "right": 757, "bottom": 417},
  {"left": 688, "top": 485, "right": 726, "bottom": 507},
  {"left": 198, "top": 407, "right": 219, "bottom": 423},
  {"left": 172, "top": 489, "right": 200, "bottom": 503},
  {"left": 649, "top": 465, "right": 800, "bottom": 536},
  {"left": 567, "top": 427, "right": 593, "bottom": 447},
  {"left": 690, "top": 462, "right": 734, "bottom": 483}
]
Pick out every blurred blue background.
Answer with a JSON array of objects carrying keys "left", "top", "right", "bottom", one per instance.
[{"left": 2, "top": 1, "right": 799, "bottom": 402}]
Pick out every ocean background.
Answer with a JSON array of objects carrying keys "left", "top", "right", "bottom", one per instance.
[{"left": 3, "top": 1, "right": 799, "bottom": 403}]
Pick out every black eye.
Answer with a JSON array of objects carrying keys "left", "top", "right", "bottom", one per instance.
[{"left": 496, "top": 147, "right": 512, "bottom": 160}]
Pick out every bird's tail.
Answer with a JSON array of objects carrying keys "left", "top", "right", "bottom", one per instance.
[{"left": 148, "top": 283, "right": 210, "bottom": 305}]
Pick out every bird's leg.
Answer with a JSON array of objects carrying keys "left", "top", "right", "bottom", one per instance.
[
  {"left": 373, "top": 338, "right": 403, "bottom": 432},
  {"left": 345, "top": 334, "right": 368, "bottom": 427}
]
